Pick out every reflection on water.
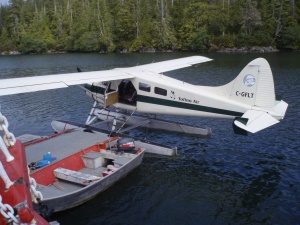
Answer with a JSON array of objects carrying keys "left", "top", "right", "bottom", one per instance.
[{"left": 0, "top": 52, "right": 299, "bottom": 225}]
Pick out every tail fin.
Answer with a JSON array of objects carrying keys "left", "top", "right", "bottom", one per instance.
[
  {"left": 200, "top": 58, "right": 288, "bottom": 134},
  {"left": 229, "top": 58, "right": 275, "bottom": 108},
  {"left": 199, "top": 58, "right": 276, "bottom": 108},
  {"left": 231, "top": 58, "right": 288, "bottom": 134}
]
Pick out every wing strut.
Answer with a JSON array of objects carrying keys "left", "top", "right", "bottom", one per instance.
[
  {"left": 85, "top": 101, "right": 98, "bottom": 125},
  {"left": 115, "top": 108, "right": 137, "bottom": 133}
]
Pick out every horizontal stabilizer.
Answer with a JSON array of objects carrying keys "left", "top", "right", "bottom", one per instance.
[
  {"left": 273, "top": 100, "right": 288, "bottom": 119},
  {"left": 234, "top": 110, "right": 279, "bottom": 133}
]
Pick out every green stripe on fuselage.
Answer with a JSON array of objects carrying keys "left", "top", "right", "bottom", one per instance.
[
  {"left": 137, "top": 95, "right": 243, "bottom": 117},
  {"left": 84, "top": 84, "right": 106, "bottom": 94}
]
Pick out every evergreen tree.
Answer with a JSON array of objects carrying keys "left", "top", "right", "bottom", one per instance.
[
  {"left": 0, "top": 0, "right": 299, "bottom": 53},
  {"left": 241, "top": 0, "right": 261, "bottom": 36}
]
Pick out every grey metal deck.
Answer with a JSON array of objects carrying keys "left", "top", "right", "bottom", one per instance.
[
  {"left": 37, "top": 182, "right": 80, "bottom": 199},
  {"left": 38, "top": 166, "right": 107, "bottom": 198},
  {"left": 25, "top": 131, "right": 109, "bottom": 164},
  {"left": 51, "top": 120, "right": 177, "bottom": 156}
]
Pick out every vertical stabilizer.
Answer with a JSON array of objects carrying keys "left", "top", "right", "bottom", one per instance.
[
  {"left": 230, "top": 58, "right": 276, "bottom": 108},
  {"left": 199, "top": 57, "right": 288, "bottom": 134}
]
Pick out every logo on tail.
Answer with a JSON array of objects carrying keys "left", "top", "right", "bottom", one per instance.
[{"left": 243, "top": 74, "right": 256, "bottom": 87}]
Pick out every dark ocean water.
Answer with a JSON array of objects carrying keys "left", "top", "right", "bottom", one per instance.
[{"left": 0, "top": 52, "right": 299, "bottom": 225}]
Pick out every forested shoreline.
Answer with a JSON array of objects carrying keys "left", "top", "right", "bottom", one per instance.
[{"left": 0, "top": 0, "right": 299, "bottom": 54}]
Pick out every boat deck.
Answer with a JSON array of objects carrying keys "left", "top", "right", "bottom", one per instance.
[
  {"left": 18, "top": 129, "right": 146, "bottom": 212},
  {"left": 51, "top": 120, "right": 177, "bottom": 156},
  {"left": 23, "top": 131, "right": 109, "bottom": 164},
  {"left": 21, "top": 131, "right": 142, "bottom": 200},
  {"left": 38, "top": 166, "right": 107, "bottom": 198}
]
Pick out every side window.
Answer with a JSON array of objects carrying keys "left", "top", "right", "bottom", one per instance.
[
  {"left": 139, "top": 82, "right": 151, "bottom": 92},
  {"left": 102, "top": 81, "right": 109, "bottom": 86},
  {"left": 154, "top": 87, "right": 167, "bottom": 96}
]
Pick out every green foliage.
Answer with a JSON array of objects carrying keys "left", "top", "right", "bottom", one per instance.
[
  {"left": 236, "top": 33, "right": 256, "bottom": 47},
  {"left": 19, "top": 36, "right": 46, "bottom": 54},
  {"left": 211, "top": 35, "right": 235, "bottom": 48},
  {"left": 0, "top": 0, "right": 299, "bottom": 53},
  {"left": 253, "top": 31, "right": 273, "bottom": 46},
  {"left": 0, "top": 27, "right": 14, "bottom": 52},
  {"left": 77, "top": 32, "right": 100, "bottom": 52},
  {"left": 113, "top": 3, "right": 135, "bottom": 51},
  {"left": 191, "top": 29, "right": 209, "bottom": 50},
  {"left": 130, "top": 38, "right": 143, "bottom": 52},
  {"left": 278, "top": 25, "right": 300, "bottom": 49},
  {"left": 241, "top": 0, "right": 262, "bottom": 36}
]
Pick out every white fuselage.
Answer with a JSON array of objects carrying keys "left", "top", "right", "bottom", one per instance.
[{"left": 112, "top": 69, "right": 251, "bottom": 119}]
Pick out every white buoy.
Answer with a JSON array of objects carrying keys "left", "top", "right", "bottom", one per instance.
[
  {"left": 0, "top": 136, "right": 14, "bottom": 162},
  {"left": 0, "top": 161, "right": 13, "bottom": 189}
]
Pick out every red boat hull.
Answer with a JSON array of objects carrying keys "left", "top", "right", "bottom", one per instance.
[{"left": 0, "top": 140, "right": 49, "bottom": 224}]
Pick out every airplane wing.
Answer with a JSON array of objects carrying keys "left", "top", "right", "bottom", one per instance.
[
  {"left": 0, "top": 56, "right": 211, "bottom": 96},
  {"left": 129, "top": 56, "right": 212, "bottom": 73},
  {"left": 0, "top": 70, "right": 133, "bottom": 96}
]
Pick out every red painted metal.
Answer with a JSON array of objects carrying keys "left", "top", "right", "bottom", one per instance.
[
  {"left": 31, "top": 145, "right": 98, "bottom": 186},
  {"left": 30, "top": 137, "right": 117, "bottom": 186},
  {"left": 0, "top": 140, "right": 49, "bottom": 224},
  {"left": 18, "top": 206, "right": 35, "bottom": 223}
]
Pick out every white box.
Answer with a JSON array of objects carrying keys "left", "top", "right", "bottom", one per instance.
[{"left": 81, "top": 152, "right": 104, "bottom": 169}]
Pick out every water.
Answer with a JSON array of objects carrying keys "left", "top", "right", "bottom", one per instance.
[{"left": 0, "top": 52, "right": 299, "bottom": 225}]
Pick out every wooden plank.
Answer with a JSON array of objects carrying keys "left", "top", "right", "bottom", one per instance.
[{"left": 54, "top": 168, "right": 101, "bottom": 186}]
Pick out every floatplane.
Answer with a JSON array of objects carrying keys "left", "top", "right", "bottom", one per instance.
[
  {"left": 0, "top": 56, "right": 288, "bottom": 217},
  {"left": 0, "top": 56, "right": 288, "bottom": 137}
]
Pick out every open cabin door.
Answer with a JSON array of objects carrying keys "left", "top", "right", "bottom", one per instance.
[
  {"left": 105, "top": 89, "right": 119, "bottom": 107},
  {"left": 118, "top": 80, "right": 137, "bottom": 106},
  {"left": 103, "top": 81, "right": 119, "bottom": 108},
  {"left": 85, "top": 80, "right": 136, "bottom": 108},
  {"left": 105, "top": 79, "right": 137, "bottom": 107}
]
